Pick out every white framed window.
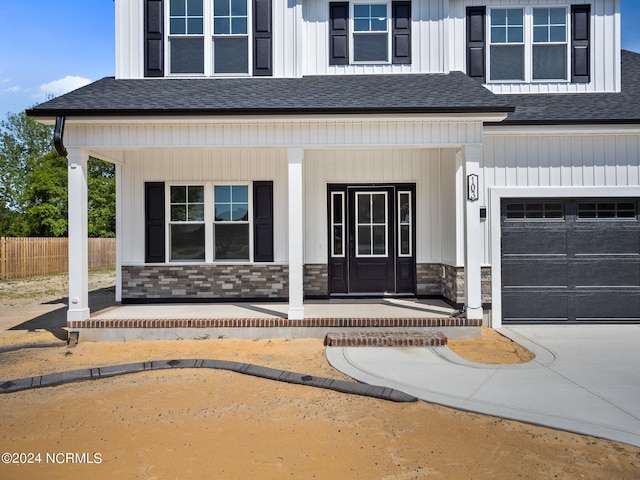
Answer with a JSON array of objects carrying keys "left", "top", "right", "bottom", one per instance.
[
  {"left": 355, "top": 192, "right": 388, "bottom": 257},
  {"left": 167, "top": 182, "right": 253, "bottom": 262},
  {"left": 169, "top": 0, "right": 206, "bottom": 74},
  {"left": 351, "top": 2, "right": 390, "bottom": 63},
  {"left": 488, "top": 6, "right": 568, "bottom": 83},
  {"left": 398, "top": 191, "right": 412, "bottom": 257},
  {"left": 167, "top": 0, "right": 251, "bottom": 76},
  {"left": 169, "top": 185, "right": 206, "bottom": 261},
  {"left": 331, "top": 192, "right": 345, "bottom": 257},
  {"left": 213, "top": 184, "right": 251, "bottom": 260},
  {"left": 532, "top": 7, "right": 568, "bottom": 80},
  {"left": 213, "top": 0, "right": 249, "bottom": 74}
]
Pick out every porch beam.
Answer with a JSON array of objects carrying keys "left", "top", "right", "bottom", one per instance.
[
  {"left": 67, "top": 148, "right": 90, "bottom": 322},
  {"left": 463, "top": 145, "right": 483, "bottom": 321},
  {"left": 287, "top": 148, "right": 305, "bottom": 320}
]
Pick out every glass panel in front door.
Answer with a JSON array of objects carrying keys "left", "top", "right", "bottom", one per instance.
[{"left": 355, "top": 192, "right": 388, "bottom": 257}]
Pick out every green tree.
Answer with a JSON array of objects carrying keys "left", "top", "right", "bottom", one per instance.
[
  {"left": 87, "top": 158, "right": 116, "bottom": 238},
  {"left": 0, "top": 110, "right": 116, "bottom": 238},
  {"left": 23, "top": 151, "right": 68, "bottom": 236},
  {"left": 0, "top": 111, "right": 52, "bottom": 232}
]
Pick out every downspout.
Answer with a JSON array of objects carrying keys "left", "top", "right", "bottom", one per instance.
[{"left": 54, "top": 116, "right": 68, "bottom": 157}]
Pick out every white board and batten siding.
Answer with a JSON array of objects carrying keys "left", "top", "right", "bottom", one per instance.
[
  {"left": 64, "top": 119, "right": 484, "bottom": 149},
  {"left": 119, "top": 148, "right": 289, "bottom": 264},
  {"left": 303, "top": 148, "right": 459, "bottom": 265},
  {"left": 118, "top": 147, "right": 460, "bottom": 267},
  {"left": 115, "top": 0, "right": 301, "bottom": 79},
  {"left": 302, "top": 0, "right": 449, "bottom": 75},
  {"left": 483, "top": 130, "right": 640, "bottom": 188},
  {"left": 449, "top": 0, "right": 621, "bottom": 93}
]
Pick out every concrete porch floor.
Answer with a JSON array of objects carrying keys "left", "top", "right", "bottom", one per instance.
[
  {"left": 92, "top": 298, "right": 458, "bottom": 320},
  {"left": 75, "top": 298, "right": 480, "bottom": 342}
]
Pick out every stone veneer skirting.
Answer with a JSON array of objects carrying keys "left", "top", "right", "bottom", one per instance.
[
  {"left": 440, "top": 264, "right": 492, "bottom": 305},
  {"left": 122, "top": 264, "right": 289, "bottom": 300},
  {"left": 122, "top": 263, "right": 491, "bottom": 305}
]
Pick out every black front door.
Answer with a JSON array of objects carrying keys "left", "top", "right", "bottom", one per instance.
[
  {"left": 328, "top": 184, "right": 416, "bottom": 295},
  {"left": 348, "top": 187, "right": 395, "bottom": 293}
]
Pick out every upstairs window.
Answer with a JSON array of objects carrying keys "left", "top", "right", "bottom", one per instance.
[
  {"left": 169, "top": 0, "right": 205, "bottom": 74},
  {"left": 352, "top": 4, "right": 389, "bottom": 63},
  {"left": 532, "top": 8, "right": 567, "bottom": 80},
  {"left": 488, "top": 7, "right": 568, "bottom": 83},
  {"left": 329, "top": 1, "right": 411, "bottom": 66},
  {"left": 144, "top": 0, "right": 273, "bottom": 77},
  {"left": 213, "top": 0, "right": 249, "bottom": 73},
  {"left": 489, "top": 8, "right": 524, "bottom": 81}
]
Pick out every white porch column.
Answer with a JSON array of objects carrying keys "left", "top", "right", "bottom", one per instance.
[
  {"left": 463, "top": 145, "right": 484, "bottom": 321},
  {"left": 67, "top": 148, "right": 90, "bottom": 322},
  {"left": 287, "top": 148, "right": 305, "bottom": 320}
]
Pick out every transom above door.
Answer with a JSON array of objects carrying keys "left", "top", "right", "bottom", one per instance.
[{"left": 328, "top": 184, "right": 416, "bottom": 295}]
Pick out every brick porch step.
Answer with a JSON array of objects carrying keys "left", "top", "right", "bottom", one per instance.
[{"left": 324, "top": 330, "right": 448, "bottom": 347}]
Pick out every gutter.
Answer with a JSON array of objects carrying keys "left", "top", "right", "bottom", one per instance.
[{"left": 53, "top": 116, "right": 68, "bottom": 157}]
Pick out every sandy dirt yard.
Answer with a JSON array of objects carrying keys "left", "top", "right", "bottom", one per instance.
[{"left": 0, "top": 271, "right": 639, "bottom": 479}]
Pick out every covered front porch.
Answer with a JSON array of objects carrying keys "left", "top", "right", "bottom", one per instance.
[{"left": 62, "top": 119, "right": 498, "bottom": 331}]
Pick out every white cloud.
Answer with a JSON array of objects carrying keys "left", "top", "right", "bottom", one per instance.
[
  {"left": 36, "top": 75, "right": 92, "bottom": 99},
  {"left": 4, "top": 86, "right": 23, "bottom": 93}
]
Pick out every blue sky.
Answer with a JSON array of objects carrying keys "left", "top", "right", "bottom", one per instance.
[{"left": 1, "top": 0, "right": 640, "bottom": 119}]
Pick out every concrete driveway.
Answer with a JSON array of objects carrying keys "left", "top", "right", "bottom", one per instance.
[{"left": 326, "top": 325, "right": 640, "bottom": 447}]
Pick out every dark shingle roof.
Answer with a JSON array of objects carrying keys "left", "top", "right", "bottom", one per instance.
[
  {"left": 26, "top": 71, "right": 513, "bottom": 117},
  {"left": 26, "top": 50, "right": 640, "bottom": 124},
  {"left": 497, "top": 50, "right": 640, "bottom": 125}
]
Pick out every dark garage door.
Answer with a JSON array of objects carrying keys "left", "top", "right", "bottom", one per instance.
[{"left": 501, "top": 199, "right": 640, "bottom": 323}]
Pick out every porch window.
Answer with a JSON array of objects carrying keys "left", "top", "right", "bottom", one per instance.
[
  {"left": 169, "top": 185, "right": 206, "bottom": 260},
  {"left": 214, "top": 185, "right": 250, "bottom": 259}
]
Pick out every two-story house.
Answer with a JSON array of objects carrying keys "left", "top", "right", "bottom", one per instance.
[{"left": 27, "top": 0, "right": 640, "bottom": 339}]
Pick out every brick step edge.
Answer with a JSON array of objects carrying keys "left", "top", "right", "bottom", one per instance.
[
  {"left": 324, "top": 331, "right": 448, "bottom": 347},
  {"left": 69, "top": 317, "right": 480, "bottom": 329}
]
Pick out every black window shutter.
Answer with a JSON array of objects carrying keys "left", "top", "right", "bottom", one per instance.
[
  {"left": 392, "top": 1, "right": 411, "bottom": 65},
  {"left": 253, "top": 0, "right": 273, "bottom": 76},
  {"left": 571, "top": 5, "right": 590, "bottom": 83},
  {"left": 253, "top": 181, "right": 274, "bottom": 262},
  {"left": 145, "top": 182, "right": 165, "bottom": 263},
  {"left": 144, "top": 0, "right": 164, "bottom": 77},
  {"left": 466, "top": 6, "right": 486, "bottom": 82},
  {"left": 329, "top": 2, "right": 349, "bottom": 66}
]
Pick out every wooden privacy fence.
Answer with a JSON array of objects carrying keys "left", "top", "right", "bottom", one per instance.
[{"left": 0, "top": 237, "right": 116, "bottom": 280}]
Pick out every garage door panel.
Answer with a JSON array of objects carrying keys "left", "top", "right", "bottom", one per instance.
[
  {"left": 502, "top": 259, "right": 568, "bottom": 287},
  {"left": 502, "top": 292, "right": 569, "bottom": 321},
  {"left": 502, "top": 230, "right": 567, "bottom": 255},
  {"left": 501, "top": 198, "right": 640, "bottom": 324},
  {"left": 572, "top": 229, "right": 640, "bottom": 255},
  {"left": 575, "top": 259, "right": 640, "bottom": 287},
  {"left": 576, "top": 292, "right": 640, "bottom": 321}
]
